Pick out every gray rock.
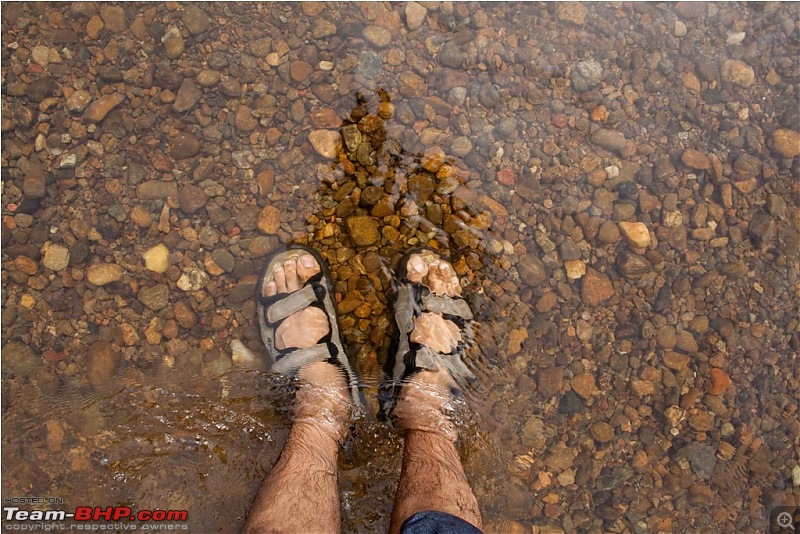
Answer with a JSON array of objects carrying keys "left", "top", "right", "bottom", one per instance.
[
  {"left": 479, "top": 83, "right": 500, "bottom": 108},
  {"left": 575, "top": 59, "right": 603, "bottom": 87},
  {"left": 681, "top": 442, "right": 717, "bottom": 479},
  {"left": 211, "top": 249, "right": 235, "bottom": 273},
  {"left": 591, "top": 128, "right": 627, "bottom": 153},
  {"left": 518, "top": 254, "right": 547, "bottom": 286},
  {"left": 749, "top": 213, "right": 775, "bottom": 248},
  {"left": 138, "top": 284, "right": 170, "bottom": 311},
  {"left": 439, "top": 42, "right": 465, "bottom": 68},
  {"left": 182, "top": 5, "right": 210, "bottom": 35},
  {"left": 173, "top": 79, "right": 202, "bottom": 113}
]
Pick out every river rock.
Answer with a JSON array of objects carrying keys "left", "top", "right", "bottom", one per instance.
[
  {"left": 137, "top": 181, "right": 177, "bottom": 200},
  {"left": 581, "top": 268, "right": 613, "bottom": 306},
  {"left": 139, "top": 284, "right": 170, "bottom": 311},
  {"left": 518, "top": 253, "right": 547, "bottom": 286},
  {"left": 258, "top": 205, "right": 281, "bottom": 235},
  {"left": 66, "top": 89, "right": 92, "bottom": 112},
  {"left": 99, "top": 5, "right": 125, "bottom": 33},
  {"left": 590, "top": 128, "right": 626, "bottom": 153},
  {"left": 83, "top": 93, "right": 125, "bottom": 123},
  {"left": 87, "top": 263, "right": 124, "bottom": 286},
  {"left": 405, "top": 2, "right": 427, "bottom": 30},
  {"left": 309, "top": 129, "right": 341, "bottom": 159},
  {"left": 571, "top": 372, "right": 598, "bottom": 399},
  {"left": 363, "top": 26, "right": 391, "bottom": 47},
  {"left": 173, "top": 79, "right": 202, "bottom": 113},
  {"left": 681, "top": 149, "right": 710, "bottom": 170},
  {"left": 182, "top": 5, "right": 210, "bottom": 35},
  {"left": 42, "top": 244, "right": 69, "bottom": 271},
  {"left": 618, "top": 221, "right": 651, "bottom": 248},
  {"left": 771, "top": 129, "right": 800, "bottom": 158},
  {"left": 721, "top": 59, "right": 755, "bottom": 87},
  {"left": 143, "top": 244, "right": 169, "bottom": 273},
  {"left": 346, "top": 215, "right": 379, "bottom": 246},
  {"left": 172, "top": 133, "right": 201, "bottom": 160},
  {"left": 177, "top": 184, "right": 207, "bottom": 215}
]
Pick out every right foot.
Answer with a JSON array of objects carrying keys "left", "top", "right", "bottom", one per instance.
[{"left": 392, "top": 252, "right": 471, "bottom": 440}]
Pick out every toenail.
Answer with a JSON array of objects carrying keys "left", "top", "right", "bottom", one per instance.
[
  {"left": 300, "top": 255, "right": 315, "bottom": 268},
  {"left": 274, "top": 265, "right": 284, "bottom": 273},
  {"left": 410, "top": 256, "right": 425, "bottom": 273}
]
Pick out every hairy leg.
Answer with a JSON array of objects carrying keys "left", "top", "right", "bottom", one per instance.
[
  {"left": 245, "top": 254, "right": 351, "bottom": 534},
  {"left": 388, "top": 254, "right": 482, "bottom": 533}
]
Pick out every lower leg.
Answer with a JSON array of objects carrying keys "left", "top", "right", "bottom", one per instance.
[
  {"left": 388, "top": 370, "right": 482, "bottom": 534},
  {"left": 244, "top": 362, "right": 350, "bottom": 534}
]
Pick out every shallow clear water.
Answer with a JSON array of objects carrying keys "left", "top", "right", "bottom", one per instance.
[{"left": 2, "top": 2, "right": 799, "bottom": 533}]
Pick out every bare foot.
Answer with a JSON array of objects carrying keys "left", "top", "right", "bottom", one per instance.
[
  {"left": 264, "top": 254, "right": 328, "bottom": 350},
  {"left": 263, "top": 252, "right": 351, "bottom": 440},
  {"left": 394, "top": 253, "right": 465, "bottom": 440}
]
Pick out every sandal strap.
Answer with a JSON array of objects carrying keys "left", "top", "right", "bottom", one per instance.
[
  {"left": 271, "top": 342, "right": 333, "bottom": 374},
  {"left": 264, "top": 282, "right": 325, "bottom": 324},
  {"left": 421, "top": 293, "right": 473, "bottom": 320}
]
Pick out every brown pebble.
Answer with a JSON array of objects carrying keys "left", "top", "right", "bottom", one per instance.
[
  {"left": 581, "top": 268, "right": 613, "bottom": 306},
  {"left": 708, "top": 368, "right": 731, "bottom": 395},
  {"left": 570, "top": 372, "right": 598, "bottom": 399}
]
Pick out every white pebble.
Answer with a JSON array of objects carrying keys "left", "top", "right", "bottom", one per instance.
[
  {"left": 726, "top": 31, "right": 746, "bottom": 45},
  {"left": 230, "top": 339, "right": 257, "bottom": 365},
  {"left": 674, "top": 20, "right": 687, "bottom": 37}
]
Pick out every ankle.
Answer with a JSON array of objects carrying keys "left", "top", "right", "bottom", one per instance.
[{"left": 393, "top": 373, "right": 457, "bottom": 441}]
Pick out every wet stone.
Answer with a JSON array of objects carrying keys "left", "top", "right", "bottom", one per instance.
[
  {"left": 405, "top": 2, "right": 427, "bottom": 30},
  {"left": 258, "top": 206, "right": 281, "bottom": 235},
  {"left": 172, "top": 133, "right": 201, "bottom": 160},
  {"left": 137, "top": 181, "right": 177, "bottom": 200},
  {"left": 518, "top": 254, "right": 547, "bottom": 286},
  {"left": 439, "top": 42, "right": 465, "bottom": 68},
  {"left": 682, "top": 443, "right": 717, "bottom": 479},
  {"left": 749, "top": 214, "right": 775, "bottom": 248},
  {"left": 99, "top": 5, "right": 125, "bottom": 33},
  {"left": 138, "top": 284, "right": 170, "bottom": 311},
  {"left": 43, "top": 244, "right": 69, "bottom": 271},
  {"left": 346, "top": 216, "right": 379, "bottom": 247},
  {"left": 357, "top": 51, "right": 383, "bottom": 78},
  {"left": 177, "top": 185, "right": 207, "bottom": 215},
  {"left": 84, "top": 93, "right": 125, "bottom": 123},
  {"left": 591, "top": 421, "right": 615, "bottom": 443},
  {"left": 173, "top": 79, "right": 202, "bottom": 113},
  {"left": 771, "top": 129, "right": 800, "bottom": 158},
  {"left": 363, "top": 26, "right": 392, "bottom": 47},
  {"left": 290, "top": 60, "right": 313, "bottom": 82},
  {"left": 581, "top": 268, "right": 613, "bottom": 306},
  {"left": 211, "top": 249, "right": 235, "bottom": 273},
  {"left": 558, "top": 390, "right": 584, "bottom": 415},
  {"left": 537, "top": 367, "right": 564, "bottom": 398},
  {"left": 590, "top": 128, "right": 626, "bottom": 153},
  {"left": 87, "top": 263, "right": 123, "bottom": 286},
  {"left": 721, "top": 59, "right": 755, "bottom": 87},
  {"left": 681, "top": 149, "right": 710, "bottom": 170},
  {"left": 2, "top": 342, "right": 40, "bottom": 377},
  {"left": 182, "top": 5, "right": 210, "bottom": 35}
]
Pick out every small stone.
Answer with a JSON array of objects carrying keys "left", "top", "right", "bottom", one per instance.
[
  {"left": 164, "top": 35, "right": 185, "bottom": 59},
  {"left": 86, "top": 15, "right": 104, "bottom": 39},
  {"left": 662, "top": 211, "right": 683, "bottom": 228},
  {"left": 143, "top": 244, "right": 169, "bottom": 273},
  {"left": 173, "top": 79, "right": 202, "bottom": 113},
  {"left": 518, "top": 254, "right": 547, "bottom": 286},
  {"left": 543, "top": 441, "right": 575, "bottom": 472},
  {"left": 42, "top": 244, "right": 69, "bottom": 271},
  {"left": 590, "top": 129, "right": 626, "bottom": 153},
  {"left": 564, "top": 259, "right": 586, "bottom": 280},
  {"left": 570, "top": 372, "right": 597, "bottom": 399},
  {"left": 346, "top": 215, "right": 379, "bottom": 246},
  {"left": 676, "top": 331, "right": 699, "bottom": 353},
  {"left": 139, "top": 284, "right": 170, "bottom": 311},
  {"left": 656, "top": 325, "right": 677, "bottom": 350},
  {"left": 439, "top": 42, "right": 465, "bottom": 69},
  {"left": 689, "top": 411, "right": 715, "bottom": 432},
  {"left": 211, "top": 249, "right": 235, "bottom": 273},
  {"left": 591, "top": 422, "right": 615, "bottom": 443},
  {"left": 66, "top": 89, "right": 92, "bottom": 112},
  {"left": 720, "top": 59, "right": 755, "bottom": 87},
  {"left": 663, "top": 351, "right": 690, "bottom": 371},
  {"left": 681, "top": 149, "right": 709, "bottom": 170},
  {"left": 597, "top": 220, "right": 620, "bottom": 244},
  {"left": 83, "top": 93, "right": 125, "bottom": 123},
  {"left": 708, "top": 368, "right": 732, "bottom": 395},
  {"left": 172, "top": 133, "right": 201, "bottom": 160},
  {"left": 421, "top": 146, "right": 446, "bottom": 173},
  {"left": 618, "top": 221, "right": 651, "bottom": 248},
  {"left": 182, "top": 5, "right": 210, "bottom": 35},
  {"left": 556, "top": 3, "right": 587, "bottom": 25},
  {"left": 258, "top": 205, "right": 281, "bottom": 235},
  {"left": 117, "top": 323, "right": 139, "bottom": 346},
  {"left": 682, "top": 72, "right": 701, "bottom": 92},
  {"left": 749, "top": 213, "right": 776, "bottom": 248},
  {"left": 497, "top": 168, "right": 515, "bottom": 185},
  {"left": 99, "top": 5, "right": 126, "bottom": 33},
  {"left": 290, "top": 60, "right": 313, "bottom": 82},
  {"left": 405, "top": 2, "right": 427, "bottom": 30},
  {"left": 196, "top": 69, "right": 221, "bottom": 87},
  {"left": 581, "top": 268, "right": 613, "bottom": 306},
  {"left": 674, "top": 20, "right": 688, "bottom": 37},
  {"left": 235, "top": 105, "right": 258, "bottom": 132},
  {"left": 363, "top": 26, "right": 392, "bottom": 47},
  {"left": 257, "top": 169, "right": 275, "bottom": 196},
  {"left": 88, "top": 341, "right": 120, "bottom": 392},
  {"left": 536, "top": 291, "right": 558, "bottom": 313},
  {"left": 682, "top": 442, "right": 716, "bottom": 479},
  {"left": 308, "top": 129, "right": 341, "bottom": 159},
  {"left": 87, "top": 263, "right": 124, "bottom": 286},
  {"left": 174, "top": 300, "right": 197, "bottom": 329},
  {"left": 537, "top": 367, "right": 564, "bottom": 398},
  {"left": 770, "top": 129, "right": 800, "bottom": 158},
  {"left": 137, "top": 181, "right": 178, "bottom": 200},
  {"left": 616, "top": 252, "right": 653, "bottom": 278}
]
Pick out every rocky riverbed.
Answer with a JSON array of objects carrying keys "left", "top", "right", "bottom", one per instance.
[{"left": 2, "top": 2, "right": 799, "bottom": 532}]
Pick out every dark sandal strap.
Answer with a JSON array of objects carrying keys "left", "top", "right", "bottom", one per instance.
[{"left": 263, "top": 282, "right": 326, "bottom": 324}]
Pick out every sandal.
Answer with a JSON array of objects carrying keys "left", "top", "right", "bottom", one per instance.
[
  {"left": 380, "top": 249, "right": 477, "bottom": 416},
  {"left": 256, "top": 244, "right": 363, "bottom": 410}
]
